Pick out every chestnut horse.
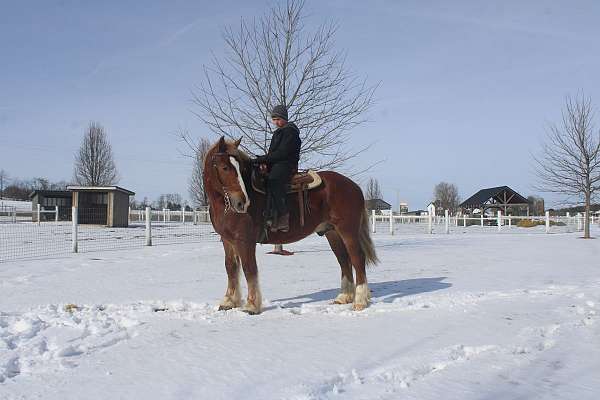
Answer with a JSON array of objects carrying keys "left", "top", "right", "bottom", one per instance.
[{"left": 203, "top": 137, "right": 378, "bottom": 314}]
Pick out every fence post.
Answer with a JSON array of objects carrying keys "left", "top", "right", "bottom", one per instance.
[
  {"left": 371, "top": 210, "right": 376, "bottom": 233},
  {"left": 445, "top": 210, "right": 449, "bottom": 234},
  {"left": 145, "top": 207, "right": 152, "bottom": 246},
  {"left": 72, "top": 207, "right": 78, "bottom": 253},
  {"left": 181, "top": 208, "right": 185, "bottom": 224},
  {"left": 37, "top": 203, "right": 41, "bottom": 225},
  {"left": 389, "top": 212, "right": 394, "bottom": 235},
  {"left": 463, "top": 215, "right": 466, "bottom": 227},
  {"left": 545, "top": 211, "right": 550, "bottom": 234},
  {"left": 508, "top": 215, "right": 512, "bottom": 228},
  {"left": 497, "top": 210, "right": 502, "bottom": 231},
  {"left": 428, "top": 212, "right": 433, "bottom": 234},
  {"left": 13, "top": 208, "right": 17, "bottom": 223},
  {"left": 480, "top": 213, "right": 484, "bottom": 228},
  {"left": 55, "top": 205, "right": 59, "bottom": 222}
]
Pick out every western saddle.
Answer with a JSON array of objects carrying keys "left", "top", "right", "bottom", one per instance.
[{"left": 251, "top": 169, "right": 322, "bottom": 227}]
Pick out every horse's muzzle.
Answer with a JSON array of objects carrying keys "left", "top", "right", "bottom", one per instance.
[{"left": 230, "top": 192, "right": 249, "bottom": 213}]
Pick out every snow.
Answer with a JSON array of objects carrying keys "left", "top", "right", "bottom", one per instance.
[
  {"left": 1, "top": 227, "right": 599, "bottom": 399},
  {"left": 0, "top": 200, "right": 31, "bottom": 211}
]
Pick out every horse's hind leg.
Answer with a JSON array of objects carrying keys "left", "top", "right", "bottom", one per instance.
[
  {"left": 218, "top": 240, "right": 243, "bottom": 310},
  {"left": 325, "top": 230, "right": 355, "bottom": 304},
  {"left": 336, "top": 228, "right": 369, "bottom": 311}
]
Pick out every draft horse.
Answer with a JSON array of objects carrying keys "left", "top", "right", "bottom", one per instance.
[{"left": 203, "top": 137, "right": 378, "bottom": 314}]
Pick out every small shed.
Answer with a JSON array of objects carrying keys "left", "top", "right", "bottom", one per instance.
[
  {"left": 460, "top": 186, "right": 529, "bottom": 216},
  {"left": 29, "top": 190, "right": 73, "bottom": 221},
  {"left": 67, "top": 186, "right": 135, "bottom": 227},
  {"left": 365, "top": 198, "right": 392, "bottom": 214}
]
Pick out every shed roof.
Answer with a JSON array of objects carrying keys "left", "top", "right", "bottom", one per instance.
[
  {"left": 67, "top": 186, "right": 135, "bottom": 195},
  {"left": 460, "top": 186, "right": 528, "bottom": 208},
  {"left": 29, "top": 190, "right": 72, "bottom": 199}
]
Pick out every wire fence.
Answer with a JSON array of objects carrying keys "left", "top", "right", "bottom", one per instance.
[
  {"left": 2, "top": 205, "right": 599, "bottom": 263},
  {"left": 0, "top": 207, "right": 217, "bottom": 263}
]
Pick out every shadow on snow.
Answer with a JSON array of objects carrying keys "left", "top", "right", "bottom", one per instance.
[{"left": 273, "top": 277, "right": 451, "bottom": 308}]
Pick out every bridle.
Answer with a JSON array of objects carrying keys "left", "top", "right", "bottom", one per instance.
[{"left": 211, "top": 152, "right": 241, "bottom": 214}]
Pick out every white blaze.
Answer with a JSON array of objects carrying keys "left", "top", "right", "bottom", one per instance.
[{"left": 229, "top": 156, "right": 250, "bottom": 212}]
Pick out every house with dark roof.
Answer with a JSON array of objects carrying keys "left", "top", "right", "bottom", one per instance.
[
  {"left": 460, "top": 186, "right": 529, "bottom": 216},
  {"left": 365, "top": 198, "right": 392, "bottom": 214}
]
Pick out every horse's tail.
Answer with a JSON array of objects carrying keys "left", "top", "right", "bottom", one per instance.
[{"left": 359, "top": 208, "right": 379, "bottom": 266}]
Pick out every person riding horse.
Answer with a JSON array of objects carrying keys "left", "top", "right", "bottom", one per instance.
[{"left": 252, "top": 105, "right": 301, "bottom": 232}]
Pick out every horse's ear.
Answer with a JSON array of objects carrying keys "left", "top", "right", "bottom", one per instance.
[
  {"left": 234, "top": 137, "right": 242, "bottom": 148},
  {"left": 217, "top": 136, "right": 226, "bottom": 153}
]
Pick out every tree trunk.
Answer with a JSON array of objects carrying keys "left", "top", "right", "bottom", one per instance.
[{"left": 584, "top": 189, "right": 591, "bottom": 239}]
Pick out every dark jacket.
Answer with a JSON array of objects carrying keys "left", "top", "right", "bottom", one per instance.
[{"left": 262, "top": 122, "right": 301, "bottom": 171}]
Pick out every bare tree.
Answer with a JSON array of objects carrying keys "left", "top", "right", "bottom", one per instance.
[
  {"left": 433, "top": 182, "right": 460, "bottom": 213},
  {"left": 191, "top": 0, "right": 376, "bottom": 171},
  {"left": 534, "top": 94, "right": 600, "bottom": 238},
  {"left": 364, "top": 177, "right": 383, "bottom": 200},
  {"left": 0, "top": 169, "right": 9, "bottom": 199},
  {"left": 73, "top": 122, "right": 119, "bottom": 186},
  {"left": 189, "top": 137, "right": 212, "bottom": 208}
]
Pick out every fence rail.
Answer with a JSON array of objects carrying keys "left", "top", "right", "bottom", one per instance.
[{"left": 370, "top": 210, "right": 597, "bottom": 235}]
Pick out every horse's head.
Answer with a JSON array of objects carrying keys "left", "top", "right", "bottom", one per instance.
[{"left": 206, "top": 136, "right": 250, "bottom": 214}]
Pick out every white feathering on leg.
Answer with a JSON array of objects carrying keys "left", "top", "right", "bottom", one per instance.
[
  {"left": 334, "top": 275, "right": 355, "bottom": 304},
  {"left": 354, "top": 283, "right": 370, "bottom": 310}
]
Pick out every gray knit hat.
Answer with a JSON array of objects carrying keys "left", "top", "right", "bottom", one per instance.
[{"left": 270, "top": 104, "right": 288, "bottom": 121}]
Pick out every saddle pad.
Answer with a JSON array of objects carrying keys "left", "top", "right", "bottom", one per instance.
[{"left": 251, "top": 170, "right": 322, "bottom": 194}]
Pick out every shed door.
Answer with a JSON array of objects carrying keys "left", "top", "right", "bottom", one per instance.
[{"left": 78, "top": 192, "right": 108, "bottom": 225}]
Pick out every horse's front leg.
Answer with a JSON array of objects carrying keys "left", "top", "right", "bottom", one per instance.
[
  {"left": 236, "top": 241, "right": 262, "bottom": 315},
  {"left": 218, "top": 240, "right": 243, "bottom": 310}
]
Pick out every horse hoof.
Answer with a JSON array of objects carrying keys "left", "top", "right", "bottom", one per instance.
[
  {"left": 218, "top": 305, "right": 233, "bottom": 311},
  {"left": 242, "top": 309, "right": 260, "bottom": 315},
  {"left": 333, "top": 294, "right": 354, "bottom": 304},
  {"left": 352, "top": 303, "right": 367, "bottom": 312}
]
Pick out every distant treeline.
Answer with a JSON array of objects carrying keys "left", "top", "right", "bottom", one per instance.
[{"left": 1, "top": 177, "right": 70, "bottom": 200}]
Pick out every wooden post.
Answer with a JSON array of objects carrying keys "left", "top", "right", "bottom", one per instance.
[
  {"left": 497, "top": 210, "right": 502, "bottom": 231},
  {"left": 128, "top": 206, "right": 131, "bottom": 225},
  {"left": 480, "top": 213, "right": 484, "bottom": 228},
  {"left": 463, "top": 215, "right": 466, "bottom": 227},
  {"left": 72, "top": 207, "right": 78, "bottom": 253},
  {"left": 445, "top": 209, "right": 449, "bottom": 234},
  {"left": 55, "top": 205, "right": 59, "bottom": 222},
  {"left": 37, "top": 203, "right": 41, "bottom": 225},
  {"left": 508, "top": 215, "right": 512, "bottom": 228},
  {"left": 371, "top": 210, "right": 376, "bottom": 233},
  {"left": 389, "top": 211, "right": 394, "bottom": 235},
  {"left": 145, "top": 207, "right": 152, "bottom": 246},
  {"left": 545, "top": 211, "right": 550, "bottom": 234},
  {"left": 428, "top": 211, "right": 433, "bottom": 234},
  {"left": 181, "top": 208, "right": 185, "bottom": 224}
]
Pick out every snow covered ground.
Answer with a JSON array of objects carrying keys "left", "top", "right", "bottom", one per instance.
[{"left": 1, "top": 227, "right": 599, "bottom": 399}]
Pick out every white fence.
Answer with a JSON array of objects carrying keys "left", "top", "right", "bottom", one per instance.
[
  {"left": 370, "top": 210, "right": 598, "bottom": 235},
  {"left": 0, "top": 207, "right": 215, "bottom": 263}
]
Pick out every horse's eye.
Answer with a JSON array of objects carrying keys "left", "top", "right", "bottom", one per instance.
[{"left": 222, "top": 165, "right": 229, "bottom": 171}]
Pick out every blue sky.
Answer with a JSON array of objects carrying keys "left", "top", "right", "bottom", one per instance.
[{"left": 1, "top": 0, "right": 600, "bottom": 208}]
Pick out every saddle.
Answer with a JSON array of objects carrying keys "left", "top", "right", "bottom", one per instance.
[{"left": 251, "top": 169, "right": 322, "bottom": 227}]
